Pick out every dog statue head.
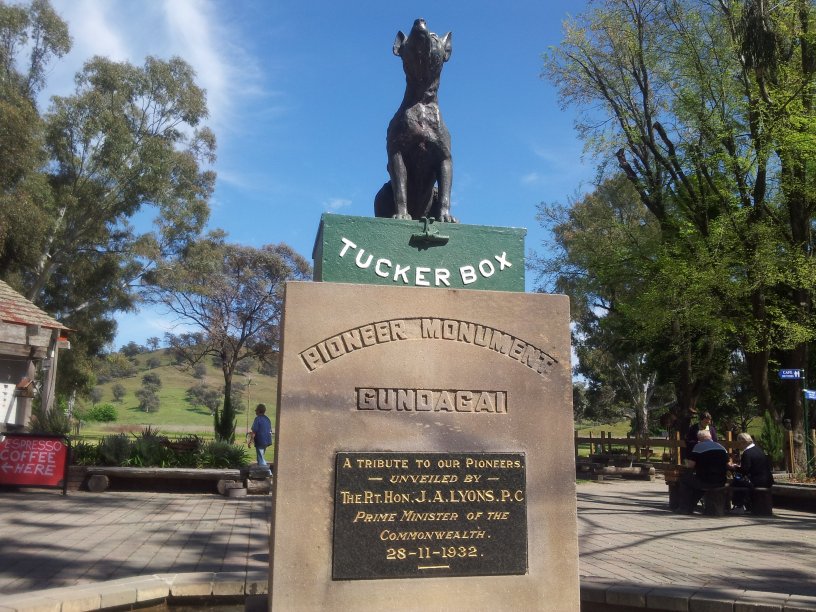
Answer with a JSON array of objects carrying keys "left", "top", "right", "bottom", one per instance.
[{"left": 393, "top": 18, "right": 452, "bottom": 102}]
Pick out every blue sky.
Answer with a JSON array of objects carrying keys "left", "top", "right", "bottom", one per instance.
[{"left": 43, "top": 0, "right": 594, "bottom": 347}]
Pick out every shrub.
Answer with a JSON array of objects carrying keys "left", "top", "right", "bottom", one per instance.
[
  {"left": 196, "top": 441, "right": 249, "bottom": 469},
  {"left": 165, "top": 435, "right": 201, "bottom": 468},
  {"left": 70, "top": 441, "right": 99, "bottom": 466},
  {"left": 120, "top": 341, "right": 146, "bottom": 357},
  {"left": 27, "top": 398, "right": 71, "bottom": 435},
  {"left": 89, "top": 387, "right": 103, "bottom": 405},
  {"left": 98, "top": 434, "right": 133, "bottom": 466},
  {"left": 85, "top": 403, "right": 118, "bottom": 423},
  {"left": 758, "top": 411, "right": 784, "bottom": 469},
  {"left": 130, "top": 435, "right": 174, "bottom": 467},
  {"left": 112, "top": 383, "right": 126, "bottom": 403},
  {"left": 142, "top": 372, "right": 162, "bottom": 389},
  {"left": 135, "top": 386, "right": 160, "bottom": 413}
]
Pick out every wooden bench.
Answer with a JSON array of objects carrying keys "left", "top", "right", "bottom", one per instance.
[
  {"left": 576, "top": 461, "right": 655, "bottom": 481},
  {"left": 83, "top": 467, "right": 243, "bottom": 493},
  {"left": 666, "top": 469, "right": 730, "bottom": 515},
  {"left": 702, "top": 486, "right": 730, "bottom": 516},
  {"left": 750, "top": 487, "right": 773, "bottom": 516}
]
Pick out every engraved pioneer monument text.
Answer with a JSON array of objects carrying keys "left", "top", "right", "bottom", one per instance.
[
  {"left": 333, "top": 452, "right": 527, "bottom": 580},
  {"left": 300, "top": 318, "right": 557, "bottom": 376}
]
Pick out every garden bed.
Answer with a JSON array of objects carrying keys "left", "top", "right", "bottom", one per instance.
[{"left": 769, "top": 477, "right": 816, "bottom": 512}]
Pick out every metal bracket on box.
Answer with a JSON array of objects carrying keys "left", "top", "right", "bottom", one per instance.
[{"left": 409, "top": 217, "right": 450, "bottom": 249}]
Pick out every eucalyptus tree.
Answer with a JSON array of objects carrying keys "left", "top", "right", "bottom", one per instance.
[
  {"left": 147, "top": 238, "right": 311, "bottom": 443},
  {"left": 543, "top": 0, "right": 816, "bottom": 467},
  {"left": 537, "top": 174, "right": 714, "bottom": 434},
  {"left": 0, "top": 0, "right": 216, "bottom": 398}
]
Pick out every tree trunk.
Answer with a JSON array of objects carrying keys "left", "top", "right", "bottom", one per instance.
[
  {"left": 216, "top": 360, "right": 236, "bottom": 443},
  {"left": 783, "top": 343, "right": 808, "bottom": 472},
  {"left": 745, "top": 349, "right": 775, "bottom": 419}
]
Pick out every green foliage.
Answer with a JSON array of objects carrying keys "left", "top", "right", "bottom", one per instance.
[
  {"left": 166, "top": 435, "right": 204, "bottom": 467},
  {"left": 136, "top": 373, "right": 162, "bottom": 413},
  {"left": 186, "top": 382, "right": 221, "bottom": 415},
  {"left": 141, "top": 372, "right": 162, "bottom": 389},
  {"left": 0, "top": 1, "right": 216, "bottom": 398},
  {"left": 26, "top": 397, "right": 70, "bottom": 435},
  {"left": 120, "top": 342, "right": 146, "bottom": 357},
  {"left": 129, "top": 434, "right": 174, "bottom": 468},
  {"left": 83, "top": 403, "right": 118, "bottom": 423},
  {"left": 214, "top": 397, "right": 236, "bottom": 444},
  {"left": 147, "top": 239, "right": 310, "bottom": 441},
  {"left": 73, "top": 428, "right": 246, "bottom": 468},
  {"left": 758, "top": 411, "right": 785, "bottom": 469},
  {"left": 196, "top": 440, "right": 249, "bottom": 469},
  {"left": 78, "top": 346, "right": 278, "bottom": 433},
  {"left": 96, "top": 353, "right": 138, "bottom": 383},
  {"left": 540, "top": 0, "right": 816, "bottom": 463},
  {"left": 111, "top": 382, "right": 126, "bottom": 402},
  {"left": 98, "top": 433, "right": 132, "bottom": 466},
  {"left": 135, "top": 386, "right": 160, "bottom": 413},
  {"left": 70, "top": 440, "right": 99, "bottom": 466}
]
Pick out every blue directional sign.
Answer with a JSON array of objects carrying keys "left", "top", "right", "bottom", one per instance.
[
  {"left": 779, "top": 369, "right": 803, "bottom": 379},
  {"left": 805, "top": 389, "right": 816, "bottom": 400}
]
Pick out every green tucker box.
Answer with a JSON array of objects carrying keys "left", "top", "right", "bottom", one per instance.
[{"left": 313, "top": 214, "right": 526, "bottom": 292}]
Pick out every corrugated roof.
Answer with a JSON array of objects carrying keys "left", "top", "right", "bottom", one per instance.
[{"left": 0, "top": 279, "right": 69, "bottom": 330}]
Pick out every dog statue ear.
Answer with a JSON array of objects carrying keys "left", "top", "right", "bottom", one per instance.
[
  {"left": 442, "top": 32, "right": 452, "bottom": 62},
  {"left": 393, "top": 31, "right": 406, "bottom": 56}
]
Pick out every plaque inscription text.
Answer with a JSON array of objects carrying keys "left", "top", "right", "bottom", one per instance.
[{"left": 332, "top": 452, "right": 527, "bottom": 580}]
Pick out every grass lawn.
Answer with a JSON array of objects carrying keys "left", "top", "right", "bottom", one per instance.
[{"left": 76, "top": 349, "right": 278, "bottom": 443}]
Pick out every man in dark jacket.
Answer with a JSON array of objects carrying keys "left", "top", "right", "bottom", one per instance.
[
  {"left": 676, "top": 430, "right": 729, "bottom": 513},
  {"left": 729, "top": 432, "right": 774, "bottom": 512}
]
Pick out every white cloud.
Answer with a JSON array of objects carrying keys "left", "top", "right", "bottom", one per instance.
[
  {"left": 65, "top": 0, "right": 130, "bottom": 61},
  {"left": 521, "top": 172, "right": 543, "bottom": 185},
  {"left": 47, "top": 0, "right": 265, "bottom": 139},
  {"left": 325, "top": 198, "right": 352, "bottom": 211}
]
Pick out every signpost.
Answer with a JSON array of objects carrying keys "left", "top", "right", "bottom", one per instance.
[
  {"left": 779, "top": 369, "right": 813, "bottom": 472},
  {"left": 0, "top": 434, "right": 70, "bottom": 495},
  {"left": 779, "top": 369, "right": 803, "bottom": 380}
]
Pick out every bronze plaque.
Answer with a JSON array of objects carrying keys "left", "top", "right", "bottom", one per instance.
[{"left": 332, "top": 452, "right": 527, "bottom": 580}]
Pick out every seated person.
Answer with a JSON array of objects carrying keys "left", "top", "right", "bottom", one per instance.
[
  {"left": 676, "top": 430, "right": 728, "bottom": 513},
  {"left": 729, "top": 432, "right": 774, "bottom": 512}
]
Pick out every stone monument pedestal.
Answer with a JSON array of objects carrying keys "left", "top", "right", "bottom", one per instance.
[{"left": 269, "top": 280, "right": 579, "bottom": 611}]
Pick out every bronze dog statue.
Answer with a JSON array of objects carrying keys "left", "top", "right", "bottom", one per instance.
[{"left": 374, "top": 19, "right": 457, "bottom": 223}]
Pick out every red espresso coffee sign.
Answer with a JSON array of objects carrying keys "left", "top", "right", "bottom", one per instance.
[{"left": 0, "top": 434, "right": 68, "bottom": 488}]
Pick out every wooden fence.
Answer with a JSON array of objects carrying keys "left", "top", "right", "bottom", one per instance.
[{"left": 574, "top": 429, "right": 815, "bottom": 473}]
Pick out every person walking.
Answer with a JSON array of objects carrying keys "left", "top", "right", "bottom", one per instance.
[{"left": 249, "top": 403, "right": 273, "bottom": 468}]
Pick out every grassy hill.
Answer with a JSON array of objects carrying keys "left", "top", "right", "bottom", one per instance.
[{"left": 77, "top": 349, "right": 278, "bottom": 440}]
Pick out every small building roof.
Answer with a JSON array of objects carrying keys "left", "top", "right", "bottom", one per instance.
[{"left": 0, "top": 280, "right": 69, "bottom": 331}]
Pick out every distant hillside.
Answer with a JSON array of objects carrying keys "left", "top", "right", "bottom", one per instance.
[{"left": 80, "top": 348, "right": 278, "bottom": 438}]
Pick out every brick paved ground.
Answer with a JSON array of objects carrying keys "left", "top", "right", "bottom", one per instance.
[
  {"left": 576, "top": 478, "right": 816, "bottom": 599},
  {"left": 0, "top": 491, "right": 271, "bottom": 595},
  {"left": 0, "top": 479, "right": 815, "bottom": 606}
]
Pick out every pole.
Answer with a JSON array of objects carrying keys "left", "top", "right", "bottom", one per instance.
[
  {"left": 245, "top": 375, "right": 253, "bottom": 434},
  {"left": 807, "top": 334, "right": 812, "bottom": 473}
]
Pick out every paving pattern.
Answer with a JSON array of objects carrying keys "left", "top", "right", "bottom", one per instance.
[
  {"left": 576, "top": 479, "right": 816, "bottom": 599},
  {"left": 0, "top": 491, "right": 270, "bottom": 596},
  {"left": 0, "top": 478, "right": 815, "bottom": 608}
]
